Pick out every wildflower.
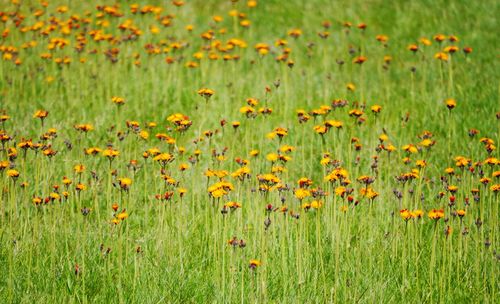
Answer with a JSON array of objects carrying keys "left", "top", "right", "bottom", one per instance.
[
  {"left": 491, "top": 184, "right": 500, "bottom": 193},
  {"left": 310, "top": 200, "right": 323, "bottom": 209},
  {"left": 288, "top": 28, "right": 302, "bottom": 38},
  {"left": 198, "top": 88, "right": 215, "bottom": 101},
  {"left": 376, "top": 35, "right": 388, "bottom": 43},
  {"left": 34, "top": 110, "right": 49, "bottom": 119},
  {"left": 444, "top": 226, "right": 452, "bottom": 238},
  {"left": 33, "top": 196, "right": 43, "bottom": 205},
  {"left": 294, "top": 188, "right": 311, "bottom": 200},
  {"left": 74, "top": 164, "right": 85, "bottom": 174},
  {"left": 335, "top": 186, "right": 347, "bottom": 197},
  {"left": 118, "top": 178, "right": 132, "bottom": 190},
  {"left": 224, "top": 201, "right": 242, "bottom": 209},
  {"left": 74, "top": 124, "right": 93, "bottom": 132},
  {"left": 208, "top": 181, "right": 234, "bottom": 199},
  {"left": 434, "top": 34, "right": 446, "bottom": 42},
  {"left": 117, "top": 211, "right": 128, "bottom": 221},
  {"left": 297, "top": 177, "right": 312, "bottom": 188},
  {"left": 445, "top": 99, "right": 456, "bottom": 110},
  {"left": 85, "top": 147, "right": 102, "bottom": 155},
  {"left": 249, "top": 259, "right": 261, "bottom": 269},
  {"left": 402, "top": 144, "right": 418, "bottom": 154},
  {"left": 411, "top": 210, "right": 424, "bottom": 219},
  {"left": 34, "top": 110, "right": 49, "bottom": 125},
  {"left": 371, "top": 105, "right": 382, "bottom": 113},
  {"left": 428, "top": 209, "right": 445, "bottom": 221},
  {"left": 250, "top": 150, "right": 259, "bottom": 157},
  {"left": 444, "top": 46, "right": 459, "bottom": 54},
  {"left": 353, "top": 56, "right": 367, "bottom": 64},
  {"left": 110, "top": 96, "right": 125, "bottom": 107},
  {"left": 81, "top": 207, "right": 92, "bottom": 216},
  {"left": 76, "top": 183, "right": 87, "bottom": 191},
  {"left": 435, "top": 52, "right": 449, "bottom": 61},
  {"left": 408, "top": 44, "right": 418, "bottom": 52},
  {"left": 420, "top": 38, "right": 432, "bottom": 46},
  {"left": 400, "top": 209, "right": 412, "bottom": 221},
  {"left": 7, "top": 169, "right": 19, "bottom": 179},
  {"left": 102, "top": 148, "right": 119, "bottom": 159}
]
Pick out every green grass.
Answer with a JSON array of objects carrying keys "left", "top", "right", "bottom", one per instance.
[{"left": 0, "top": 0, "right": 498, "bottom": 303}]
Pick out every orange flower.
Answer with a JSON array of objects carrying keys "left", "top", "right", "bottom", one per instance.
[
  {"left": 408, "top": 44, "right": 418, "bottom": 52},
  {"left": 434, "top": 52, "right": 449, "bottom": 61},
  {"left": 445, "top": 99, "right": 456, "bottom": 110},
  {"left": 33, "top": 110, "right": 49, "bottom": 119},
  {"left": 400, "top": 209, "right": 412, "bottom": 221},
  {"left": 111, "top": 96, "right": 125, "bottom": 106},
  {"left": 428, "top": 209, "right": 444, "bottom": 221},
  {"left": 353, "top": 56, "right": 367, "bottom": 64},
  {"left": 249, "top": 259, "right": 261, "bottom": 269},
  {"left": 371, "top": 105, "right": 382, "bottom": 113},
  {"left": 197, "top": 88, "right": 215, "bottom": 100}
]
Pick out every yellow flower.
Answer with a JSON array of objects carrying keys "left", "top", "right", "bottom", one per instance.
[
  {"left": 325, "top": 120, "right": 343, "bottom": 128},
  {"left": 310, "top": 200, "right": 323, "bottom": 209},
  {"left": 294, "top": 188, "right": 311, "bottom": 200},
  {"left": 434, "top": 52, "right": 448, "bottom": 61},
  {"left": 111, "top": 96, "right": 125, "bottom": 105},
  {"left": 247, "top": 0, "right": 258, "bottom": 8},
  {"left": 153, "top": 153, "right": 175, "bottom": 166},
  {"left": 76, "top": 183, "right": 87, "bottom": 191},
  {"left": 415, "top": 160, "right": 427, "bottom": 168},
  {"left": 400, "top": 209, "right": 412, "bottom": 221},
  {"left": 197, "top": 88, "right": 215, "bottom": 99},
  {"left": 266, "top": 153, "right": 279, "bottom": 162},
  {"left": 224, "top": 201, "right": 242, "bottom": 209},
  {"left": 379, "top": 134, "right": 389, "bottom": 142},
  {"left": 118, "top": 178, "right": 132, "bottom": 190},
  {"left": 249, "top": 259, "right": 261, "bottom": 269},
  {"left": 445, "top": 99, "right": 456, "bottom": 110},
  {"left": 62, "top": 177, "right": 72, "bottom": 186},
  {"left": 402, "top": 144, "right": 418, "bottom": 154},
  {"left": 177, "top": 188, "right": 187, "bottom": 197},
  {"left": 139, "top": 130, "right": 149, "bottom": 140},
  {"left": 420, "top": 139, "right": 435, "bottom": 148},
  {"left": 428, "top": 209, "right": 444, "bottom": 220},
  {"left": 335, "top": 186, "right": 346, "bottom": 197},
  {"left": 74, "top": 124, "right": 93, "bottom": 132},
  {"left": 411, "top": 210, "right": 424, "bottom": 219},
  {"left": 74, "top": 164, "right": 85, "bottom": 174},
  {"left": 370, "top": 105, "right": 382, "bottom": 113},
  {"left": 7, "top": 169, "right": 19, "bottom": 178},
  {"left": 85, "top": 147, "right": 102, "bottom": 155},
  {"left": 102, "top": 148, "right": 119, "bottom": 158},
  {"left": 33, "top": 109, "right": 48, "bottom": 119},
  {"left": 419, "top": 38, "right": 432, "bottom": 46},
  {"left": 117, "top": 212, "right": 128, "bottom": 221}
]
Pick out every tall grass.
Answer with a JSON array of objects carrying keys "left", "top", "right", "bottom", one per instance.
[{"left": 0, "top": 0, "right": 498, "bottom": 302}]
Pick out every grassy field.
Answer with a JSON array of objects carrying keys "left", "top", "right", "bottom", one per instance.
[{"left": 0, "top": 0, "right": 499, "bottom": 303}]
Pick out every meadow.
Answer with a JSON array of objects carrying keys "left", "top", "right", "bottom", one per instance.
[{"left": 0, "top": 0, "right": 499, "bottom": 303}]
